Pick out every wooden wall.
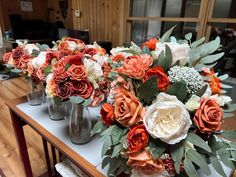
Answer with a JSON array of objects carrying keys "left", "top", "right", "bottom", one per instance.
[
  {"left": 1, "top": 0, "right": 48, "bottom": 31},
  {"left": 47, "top": 0, "right": 73, "bottom": 29},
  {"left": 71, "top": 0, "right": 127, "bottom": 47}
]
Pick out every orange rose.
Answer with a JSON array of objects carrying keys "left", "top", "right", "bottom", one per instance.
[
  {"left": 127, "top": 124, "right": 149, "bottom": 152},
  {"left": 67, "top": 65, "right": 87, "bottom": 80},
  {"left": 111, "top": 54, "right": 126, "bottom": 62},
  {"left": 114, "top": 89, "right": 145, "bottom": 127},
  {"left": 127, "top": 150, "right": 164, "bottom": 175},
  {"left": 202, "top": 69, "right": 221, "bottom": 94},
  {"left": 100, "top": 103, "right": 115, "bottom": 126},
  {"left": 115, "top": 54, "right": 153, "bottom": 79},
  {"left": 143, "top": 66, "right": 170, "bottom": 92},
  {"left": 193, "top": 98, "right": 223, "bottom": 134},
  {"left": 142, "top": 38, "right": 158, "bottom": 50}
]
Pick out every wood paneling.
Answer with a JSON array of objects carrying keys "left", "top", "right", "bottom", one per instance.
[
  {"left": 1, "top": 0, "right": 48, "bottom": 31},
  {"left": 47, "top": 0, "right": 73, "bottom": 29},
  {"left": 72, "top": 0, "right": 126, "bottom": 47}
]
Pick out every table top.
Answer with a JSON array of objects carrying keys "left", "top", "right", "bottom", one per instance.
[
  {"left": 3, "top": 78, "right": 236, "bottom": 177},
  {"left": 5, "top": 96, "right": 106, "bottom": 177}
]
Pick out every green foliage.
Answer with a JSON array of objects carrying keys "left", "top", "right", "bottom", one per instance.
[
  {"left": 167, "top": 80, "right": 187, "bottom": 102},
  {"left": 141, "top": 46, "right": 151, "bottom": 55},
  {"left": 221, "top": 130, "right": 236, "bottom": 140},
  {"left": 201, "top": 52, "right": 224, "bottom": 64},
  {"left": 31, "top": 49, "right": 40, "bottom": 57},
  {"left": 170, "top": 143, "right": 184, "bottom": 174},
  {"left": 157, "top": 45, "right": 173, "bottom": 71},
  {"left": 43, "top": 65, "right": 52, "bottom": 74},
  {"left": 186, "top": 133, "right": 211, "bottom": 153},
  {"left": 160, "top": 26, "right": 176, "bottom": 43},
  {"left": 53, "top": 96, "right": 62, "bottom": 104},
  {"left": 186, "top": 149, "right": 211, "bottom": 176},
  {"left": 184, "top": 158, "right": 199, "bottom": 177},
  {"left": 190, "top": 37, "right": 205, "bottom": 48},
  {"left": 69, "top": 96, "right": 92, "bottom": 106},
  {"left": 90, "top": 119, "right": 104, "bottom": 136},
  {"left": 137, "top": 76, "right": 158, "bottom": 106},
  {"left": 217, "top": 148, "right": 235, "bottom": 169},
  {"left": 210, "top": 156, "right": 227, "bottom": 177},
  {"left": 130, "top": 41, "right": 142, "bottom": 53},
  {"left": 120, "top": 49, "right": 138, "bottom": 55},
  {"left": 65, "top": 63, "right": 70, "bottom": 70},
  {"left": 194, "top": 84, "right": 207, "bottom": 97},
  {"left": 148, "top": 138, "right": 168, "bottom": 160},
  {"left": 185, "top": 33, "right": 192, "bottom": 41},
  {"left": 11, "top": 68, "right": 22, "bottom": 73}
]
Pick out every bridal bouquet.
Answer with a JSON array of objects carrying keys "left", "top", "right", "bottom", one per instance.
[
  {"left": 46, "top": 42, "right": 110, "bottom": 106},
  {"left": 91, "top": 27, "right": 236, "bottom": 177}
]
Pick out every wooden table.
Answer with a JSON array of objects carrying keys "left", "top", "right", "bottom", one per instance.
[{"left": 2, "top": 77, "right": 236, "bottom": 177}]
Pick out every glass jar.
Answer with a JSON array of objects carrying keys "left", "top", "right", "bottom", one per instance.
[
  {"left": 26, "top": 78, "right": 45, "bottom": 106},
  {"left": 69, "top": 103, "right": 91, "bottom": 144},
  {"left": 47, "top": 97, "right": 72, "bottom": 121}
]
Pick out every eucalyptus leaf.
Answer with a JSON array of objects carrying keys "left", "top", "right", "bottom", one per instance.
[
  {"left": 69, "top": 96, "right": 84, "bottom": 104},
  {"left": 218, "top": 74, "right": 229, "bottom": 80},
  {"left": 185, "top": 33, "right": 192, "bottom": 41},
  {"left": 11, "top": 68, "right": 22, "bottom": 73},
  {"left": 120, "top": 49, "right": 138, "bottom": 55},
  {"left": 141, "top": 46, "right": 151, "bottom": 55},
  {"left": 138, "top": 76, "right": 158, "bottom": 106},
  {"left": 205, "top": 37, "right": 221, "bottom": 54},
  {"left": 53, "top": 96, "right": 62, "bottom": 105},
  {"left": 183, "top": 158, "right": 199, "bottom": 177},
  {"left": 221, "top": 130, "right": 236, "bottom": 140},
  {"left": 43, "top": 66, "right": 52, "bottom": 74},
  {"left": 210, "top": 156, "right": 227, "bottom": 177},
  {"left": 170, "top": 36, "right": 177, "bottom": 43},
  {"left": 111, "top": 125, "right": 124, "bottom": 145},
  {"left": 148, "top": 139, "right": 168, "bottom": 160},
  {"left": 170, "top": 143, "right": 184, "bottom": 174},
  {"left": 130, "top": 41, "right": 142, "bottom": 53},
  {"left": 194, "top": 84, "right": 207, "bottom": 97},
  {"left": 160, "top": 26, "right": 176, "bottom": 43},
  {"left": 186, "top": 149, "right": 211, "bottom": 176},
  {"left": 107, "top": 156, "right": 123, "bottom": 176},
  {"left": 82, "top": 98, "right": 92, "bottom": 106},
  {"left": 186, "top": 133, "right": 211, "bottom": 153},
  {"left": 201, "top": 52, "right": 224, "bottom": 64},
  {"left": 102, "top": 135, "right": 112, "bottom": 157},
  {"left": 221, "top": 84, "right": 233, "bottom": 89},
  {"left": 217, "top": 148, "right": 235, "bottom": 169},
  {"left": 31, "top": 49, "right": 40, "bottom": 57},
  {"left": 166, "top": 80, "right": 187, "bottom": 102},
  {"left": 190, "top": 37, "right": 205, "bottom": 48},
  {"left": 157, "top": 45, "right": 172, "bottom": 71},
  {"left": 91, "top": 119, "right": 103, "bottom": 136},
  {"left": 111, "top": 144, "right": 123, "bottom": 158}
]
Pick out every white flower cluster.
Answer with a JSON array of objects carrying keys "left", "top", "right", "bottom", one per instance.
[{"left": 168, "top": 66, "right": 205, "bottom": 93}]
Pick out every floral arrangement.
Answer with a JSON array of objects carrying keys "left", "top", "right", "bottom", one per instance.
[
  {"left": 46, "top": 41, "right": 110, "bottom": 106},
  {"left": 91, "top": 27, "right": 236, "bottom": 177}
]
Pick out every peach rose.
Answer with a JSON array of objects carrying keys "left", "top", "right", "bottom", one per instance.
[
  {"left": 100, "top": 103, "right": 115, "bottom": 126},
  {"left": 67, "top": 65, "right": 87, "bottom": 80},
  {"left": 115, "top": 54, "right": 153, "bottom": 79},
  {"left": 127, "top": 150, "right": 164, "bottom": 175},
  {"left": 89, "top": 89, "right": 105, "bottom": 106},
  {"left": 3, "top": 52, "right": 12, "bottom": 63},
  {"left": 193, "top": 98, "right": 223, "bottom": 134},
  {"left": 114, "top": 89, "right": 145, "bottom": 127}
]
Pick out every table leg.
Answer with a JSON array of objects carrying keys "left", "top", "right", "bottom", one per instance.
[
  {"left": 9, "top": 109, "right": 33, "bottom": 177},
  {"left": 42, "top": 138, "right": 52, "bottom": 177}
]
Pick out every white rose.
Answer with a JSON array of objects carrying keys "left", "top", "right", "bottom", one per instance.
[
  {"left": 67, "top": 41, "right": 78, "bottom": 51},
  {"left": 154, "top": 42, "right": 190, "bottom": 66},
  {"left": 24, "top": 44, "right": 39, "bottom": 54},
  {"left": 110, "top": 46, "right": 133, "bottom": 58},
  {"left": 210, "top": 94, "right": 232, "bottom": 106},
  {"left": 31, "top": 51, "right": 47, "bottom": 69},
  {"left": 131, "top": 169, "right": 172, "bottom": 177},
  {"left": 144, "top": 92, "right": 192, "bottom": 144},
  {"left": 84, "top": 58, "right": 103, "bottom": 88},
  {"left": 93, "top": 54, "right": 109, "bottom": 66},
  {"left": 185, "top": 95, "right": 200, "bottom": 111}
]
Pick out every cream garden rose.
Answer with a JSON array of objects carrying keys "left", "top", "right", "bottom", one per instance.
[
  {"left": 144, "top": 93, "right": 191, "bottom": 144},
  {"left": 154, "top": 42, "right": 190, "bottom": 66}
]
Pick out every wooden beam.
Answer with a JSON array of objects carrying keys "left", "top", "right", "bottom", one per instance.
[
  {"left": 127, "top": 17, "right": 199, "bottom": 22},
  {"left": 208, "top": 18, "right": 236, "bottom": 23}
]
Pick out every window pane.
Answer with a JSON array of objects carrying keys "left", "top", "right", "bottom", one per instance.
[
  {"left": 131, "top": 21, "right": 197, "bottom": 44},
  {"left": 212, "top": 0, "right": 235, "bottom": 18},
  {"left": 131, "top": 0, "right": 200, "bottom": 17}
]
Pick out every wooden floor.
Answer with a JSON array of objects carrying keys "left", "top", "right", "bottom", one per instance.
[
  {"left": 0, "top": 77, "right": 235, "bottom": 177},
  {"left": 0, "top": 77, "right": 47, "bottom": 177}
]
